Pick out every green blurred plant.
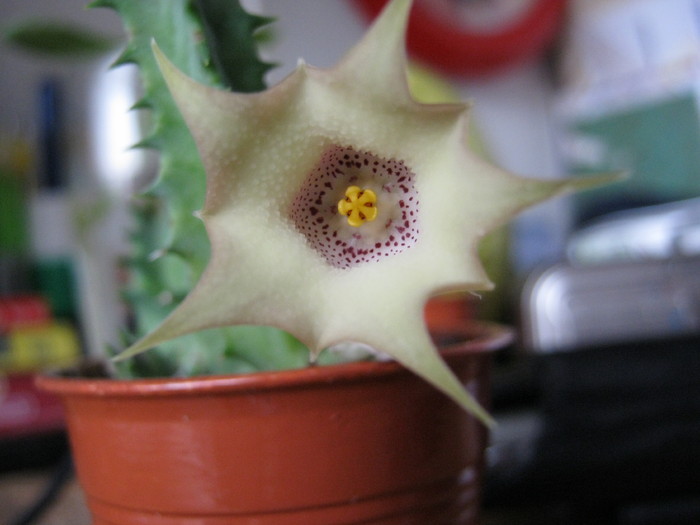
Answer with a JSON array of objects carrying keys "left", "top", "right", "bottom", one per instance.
[{"left": 3, "top": 19, "right": 117, "bottom": 57}]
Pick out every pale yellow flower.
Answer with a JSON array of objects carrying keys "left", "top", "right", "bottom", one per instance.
[{"left": 117, "top": 0, "right": 611, "bottom": 423}]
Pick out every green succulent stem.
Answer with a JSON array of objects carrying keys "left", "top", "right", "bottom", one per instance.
[{"left": 96, "top": 0, "right": 313, "bottom": 377}]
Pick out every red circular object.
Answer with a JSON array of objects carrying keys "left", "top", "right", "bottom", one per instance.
[{"left": 351, "top": 0, "right": 567, "bottom": 77}]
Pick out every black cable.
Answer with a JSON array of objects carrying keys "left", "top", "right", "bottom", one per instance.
[{"left": 8, "top": 453, "right": 74, "bottom": 525}]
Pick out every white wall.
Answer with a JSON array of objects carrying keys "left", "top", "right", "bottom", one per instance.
[{"left": 1, "top": 0, "right": 562, "bottom": 240}]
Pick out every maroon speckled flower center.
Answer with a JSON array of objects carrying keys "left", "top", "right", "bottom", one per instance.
[{"left": 290, "top": 145, "right": 419, "bottom": 269}]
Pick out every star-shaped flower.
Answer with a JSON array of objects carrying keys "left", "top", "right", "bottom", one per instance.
[{"left": 117, "top": 0, "right": 610, "bottom": 423}]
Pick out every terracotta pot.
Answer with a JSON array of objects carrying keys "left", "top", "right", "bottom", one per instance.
[
  {"left": 37, "top": 322, "right": 511, "bottom": 525},
  {"left": 424, "top": 295, "right": 475, "bottom": 333}
]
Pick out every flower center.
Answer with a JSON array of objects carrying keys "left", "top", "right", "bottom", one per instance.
[
  {"left": 290, "top": 145, "right": 419, "bottom": 269},
  {"left": 337, "top": 186, "right": 378, "bottom": 227}
]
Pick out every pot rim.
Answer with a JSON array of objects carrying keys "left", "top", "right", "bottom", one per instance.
[{"left": 36, "top": 322, "right": 512, "bottom": 398}]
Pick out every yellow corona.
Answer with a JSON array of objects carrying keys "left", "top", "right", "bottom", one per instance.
[{"left": 337, "top": 186, "right": 378, "bottom": 227}]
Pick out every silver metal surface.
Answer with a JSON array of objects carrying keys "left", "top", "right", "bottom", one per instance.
[
  {"left": 568, "top": 197, "right": 700, "bottom": 264},
  {"left": 522, "top": 256, "right": 700, "bottom": 353}
]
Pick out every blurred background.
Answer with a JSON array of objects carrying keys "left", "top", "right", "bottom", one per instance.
[{"left": 1, "top": 0, "right": 699, "bottom": 523}]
